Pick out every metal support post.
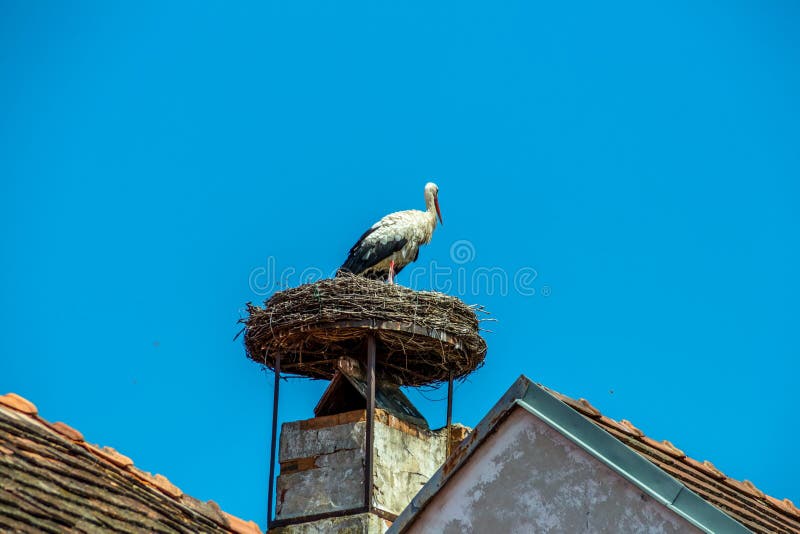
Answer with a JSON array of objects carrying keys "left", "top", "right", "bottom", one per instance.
[
  {"left": 365, "top": 335, "right": 376, "bottom": 510},
  {"left": 446, "top": 371, "right": 454, "bottom": 457},
  {"left": 267, "top": 352, "right": 281, "bottom": 528}
]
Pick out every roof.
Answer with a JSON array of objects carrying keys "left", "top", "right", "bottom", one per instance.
[
  {"left": 389, "top": 376, "right": 800, "bottom": 534},
  {"left": 0, "top": 392, "right": 262, "bottom": 534},
  {"left": 315, "top": 358, "right": 429, "bottom": 429}
]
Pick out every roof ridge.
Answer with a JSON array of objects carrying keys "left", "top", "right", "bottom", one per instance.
[
  {"left": 541, "top": 384, "right": 800, "bottom": 525},
  {"left": 0, "top": 392, "right": 261, "bottom": 534}
]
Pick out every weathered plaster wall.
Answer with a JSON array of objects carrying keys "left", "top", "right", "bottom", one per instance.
[
  {"left": 276, "top": 410, "right": 448, "bottom": 522},
  {"left": 374, "top": 419, "right": 446, "bottom": 514},
  {"left": 409, "top": 408, "right": 703, "bottom": 533}
]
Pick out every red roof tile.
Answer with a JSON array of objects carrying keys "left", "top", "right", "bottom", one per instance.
[
  {"left": 223, "top": 511, "right": 263, "bottom": 534},
  {"left": 86, "top": 443, "right": 135, "bottom": 469},
  {"left": 542, "top": 386, "right": 800, "bottom": 534},
  {"left": 49, "top": 421, "right": 84, "bottom": 442},
  {"left": 619, "top": 419, "right": 644, "bottom": 437},
  {"left": 0, "top": 392, "right": 262, "bottom": 533},
  {"left": 0, "top": 393, "right": 37, "bottom": 415}
]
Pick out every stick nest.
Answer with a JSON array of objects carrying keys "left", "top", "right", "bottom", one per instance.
[{"left": 242, "top": 273, "right": 488, "bottom": 386}]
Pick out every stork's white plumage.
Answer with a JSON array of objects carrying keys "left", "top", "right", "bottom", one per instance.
[{"left": 339, "top": 183, "right": 443, "bottom": 283}]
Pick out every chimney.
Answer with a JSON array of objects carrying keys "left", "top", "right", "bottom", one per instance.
[
  {"left": 242, "top": 276, "right": 486, "bottom": 532},
  {"left": 269, "top": 357, "right": 467, "bottom": 533}
]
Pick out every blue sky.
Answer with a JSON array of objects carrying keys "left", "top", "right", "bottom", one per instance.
[{"left": 2, "top": 1, "right": 798, "bottom": 527}]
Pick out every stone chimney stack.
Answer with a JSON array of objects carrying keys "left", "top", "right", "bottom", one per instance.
[{"left": 269, "top": 358, "right": 467, "bottom": 533}]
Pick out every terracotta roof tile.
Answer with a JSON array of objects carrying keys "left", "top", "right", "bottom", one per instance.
[
  {"left": 726, "top": 478, "right": 766, "bottom": 500},
  {"left": 181, "top": 494, "right": 228, "bottom": 524},
  {"left": 618, "top": 419, "right": 644, "bottom": 437},
  {"left": 766, "top": 497, "right": 800, "bottom": 519},
  {"left": 0, "top": 392, "right": 262, "bottom": 533},
  {"left": 546, "top": 389, "right": 601, "bottom": 418},
  {"left": 598, "top": 417, "right": 798, "bottom": 533},
  {"left": 550, "top": 387, "right": 800, "bottom": 534},
  {"left": 785, "top": 499, "right": 800, "bottom": 518},
  {"left": 683, "top": 457, "right": 726, "bottom": 481},
  {"left": 0, "top": 393, "right": 37, "bottom": 415},
  {"left": 223, "top": 511, "right": 263, "bottom": 534},
  {"left": 661, "top": 440, "right": 685, "bottom": 457},
  {"left": 150, "top": 472, "right": 184, "bottom": 499},
  {"left": 49, "top": 421, "right": 84, "bottom": 442},
  {"left": 85, "top": 443, "right": 135, "bottom": 469}
]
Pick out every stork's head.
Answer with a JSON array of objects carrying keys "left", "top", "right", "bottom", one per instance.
[{"left": 425, "top": 182, "right": 443, "bottom": 224}]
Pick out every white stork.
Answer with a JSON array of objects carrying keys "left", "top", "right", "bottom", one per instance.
[{"left": 338, "top": 182, "right": 443, "bottom": 283}]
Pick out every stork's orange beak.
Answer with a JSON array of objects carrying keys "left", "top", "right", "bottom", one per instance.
[{"left": 434, "top": 196, "right": 443, "bottom": 224}]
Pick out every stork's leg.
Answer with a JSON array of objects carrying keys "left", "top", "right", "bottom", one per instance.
[{"left": 388, "top": 261, "right": 395, "bottom": 285}]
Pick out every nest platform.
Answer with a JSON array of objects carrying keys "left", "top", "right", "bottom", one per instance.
[{"left": 242, "top": 274, "right": 488, "bottom": 387}]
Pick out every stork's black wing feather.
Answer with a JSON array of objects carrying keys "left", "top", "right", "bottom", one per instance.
[
  {"left": 347, "top": 226, "right": 378, "bottom": 258},
  {"left": 338, "top": 226, "right": 408, "bottom": 277}
]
